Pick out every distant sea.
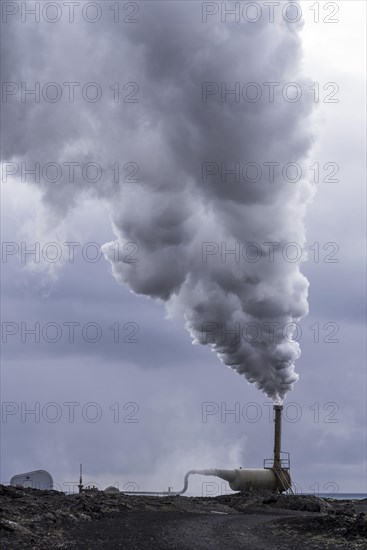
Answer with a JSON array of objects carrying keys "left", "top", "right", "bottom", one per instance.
[{"left": 304, "top": 493, "right": 367, "bottom": 500}]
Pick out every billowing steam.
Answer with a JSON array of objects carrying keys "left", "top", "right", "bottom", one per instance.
[{"left": 2, "top": 2, "right": 314, "bottom": 402}]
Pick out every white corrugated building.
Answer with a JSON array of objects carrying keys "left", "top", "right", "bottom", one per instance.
[{"left": 10, "top": 470, "right": 53, "bottom": 490}]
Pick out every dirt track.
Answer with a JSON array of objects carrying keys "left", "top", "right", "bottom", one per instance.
[
  {"left": 61, "top": 509, "right": 335, "bottom": 550},
  {"left": 1, "top": 485, "right": 366, "bottom": 549}
]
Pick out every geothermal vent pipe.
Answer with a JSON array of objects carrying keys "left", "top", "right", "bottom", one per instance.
[
  {"left": 121, "top": 470, "right": 200, "bottom": 496},
  {"left": 121, "top": 470, "right": 234, "bottom": 496},
  {"left": 273, "top": 404, "right": 282, "bottom": 469}
]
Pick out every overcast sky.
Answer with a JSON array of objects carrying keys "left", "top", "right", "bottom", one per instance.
[{"left": 1, "top": 1, "right": 366, "bottom": 495}]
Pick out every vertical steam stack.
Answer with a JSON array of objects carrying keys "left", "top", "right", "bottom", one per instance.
[
  {"left": 271, "top": 404, "right": 292, "bottom": 492},
  {"left": 273, "top": 404, "right": 282, "bottom": 469}
]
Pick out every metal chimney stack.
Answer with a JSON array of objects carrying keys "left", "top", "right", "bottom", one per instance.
[{"left": 273, "top": 405, "right": 283, "bottom": 468}]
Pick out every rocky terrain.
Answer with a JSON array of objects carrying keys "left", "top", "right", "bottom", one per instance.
[{"left": 0, "top": 484, "right": 366, "bottom": 549}]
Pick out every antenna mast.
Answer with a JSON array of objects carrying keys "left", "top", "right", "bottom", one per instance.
[{"left": 78, "top": 463, "right": 83, "bottom": 494}]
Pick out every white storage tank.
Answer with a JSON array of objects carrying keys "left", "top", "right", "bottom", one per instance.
[
  {"left": 105, "top": 486, "right": 120, "bottom": 494},
  {"left": 10, "top": 470, "right": 53, "bottom": 490},
  {"left": 202, "top": 467, "right": 291, "bottom": 492}
]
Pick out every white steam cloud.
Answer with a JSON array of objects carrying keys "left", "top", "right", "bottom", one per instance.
[{"left": 2, "top": 2, "right": 314, "bottom": 402}]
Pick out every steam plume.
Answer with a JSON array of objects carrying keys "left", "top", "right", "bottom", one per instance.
[{"left": 2, "top": 2, "right": 314, "bottom": 402}]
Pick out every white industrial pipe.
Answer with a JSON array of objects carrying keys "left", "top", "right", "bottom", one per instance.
[{"left": 122, "top": 467, "right": 291, "bottom": 496}]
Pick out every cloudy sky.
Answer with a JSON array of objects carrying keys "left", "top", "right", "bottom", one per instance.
[{"left": 1, "top": 1, "right": 366, "bottom": 495}]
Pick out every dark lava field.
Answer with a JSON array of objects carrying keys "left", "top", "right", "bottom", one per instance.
[{"left": 1, "top": 485, "right": 366, "bottom": 549}]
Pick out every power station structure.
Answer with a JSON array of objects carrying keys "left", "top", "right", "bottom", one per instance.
[
  {"left": 9, "top": 406, "right": 293, "bottom": 495},
  {"left": 182, "top": 404, "right": 292, "bottom": 493},
  {"left": 123, "top": 404, "right": 293, "bottom": 495}
]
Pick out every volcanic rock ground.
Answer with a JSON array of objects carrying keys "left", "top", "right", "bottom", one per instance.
[{"left": 1, "top": 485, "right": 366, "bottom": 549}]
